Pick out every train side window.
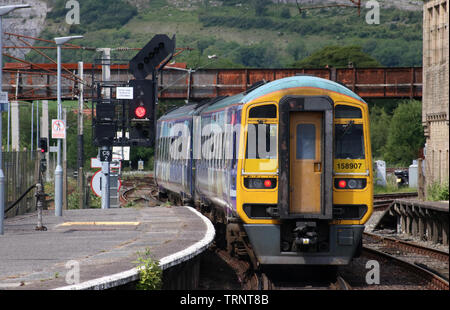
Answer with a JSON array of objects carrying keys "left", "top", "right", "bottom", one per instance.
[
  {"left": 335, "top": 105, "right": 362, "bottom": 119},
  {"left": 249, "top": 104, "right": 277, "bottom": 119}
]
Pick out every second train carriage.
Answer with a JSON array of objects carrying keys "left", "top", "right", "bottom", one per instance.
[{"left": 155, "top": 75, "right": 373, "bottom": 266}]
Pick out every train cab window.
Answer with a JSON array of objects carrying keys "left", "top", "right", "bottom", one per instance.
[
  {"left": 249, "top": 104, "right": 277, "bottom": 119},
  {"left": 246, "top": 124, "right": 277, "bottom": 159},
  {"left": 335, "top": 123, "right": 365, "bottom": 159},
  {"left": 335, "top": 105, "right": 362, "bottom": 119}
]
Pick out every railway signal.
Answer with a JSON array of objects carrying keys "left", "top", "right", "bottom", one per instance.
[
  {"left": 39, "top": 137, "right": 48, "bottom": 153},
  {"left": 128, "top": 79, "right": 156, "bottom": 146},
  {"left": 129, "top": 79, "right": 154, "bottom": 120},
  {"left": 129, "top": 34, "right": 176, "bottom": 79}
]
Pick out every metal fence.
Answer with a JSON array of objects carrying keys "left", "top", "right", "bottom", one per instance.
[{"left": 2, "top": 151, "right": 39, "bottom": 218}]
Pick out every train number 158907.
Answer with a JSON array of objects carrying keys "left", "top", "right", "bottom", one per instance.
[{"left": 337, "top": 162, "right": 362, "bottom": 170}]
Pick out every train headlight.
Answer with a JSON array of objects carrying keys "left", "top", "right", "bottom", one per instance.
[
  {"left": 244, "top": 178, "right": 277, "bottom": 189},
  {"left": 334, "top": 178, "right": 366, "bottom": 189},
  {"left": 348, "top": 179, "right": 358, "bottom": 189}
]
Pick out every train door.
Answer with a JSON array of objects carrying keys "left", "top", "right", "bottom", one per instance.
[
  {"left": 289, "top": 112, "right": 322, "bottom": 214},
  {"left": 278, "top": 96, "right": 333, "bottom": 219}
]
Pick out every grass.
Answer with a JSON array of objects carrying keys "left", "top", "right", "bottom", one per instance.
[{"left": 373, "top": 173, "right": 417, "bottom": 194}]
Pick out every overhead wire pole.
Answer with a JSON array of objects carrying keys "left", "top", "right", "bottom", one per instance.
[
  {"left": 54, "top": 35, "right": 83, "bottom": 217},
  {"left": 77, "top": 61, "right": 85, "bottom": 209}
]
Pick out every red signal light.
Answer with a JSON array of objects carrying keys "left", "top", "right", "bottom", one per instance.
[
  {"left": 41, "top": 149, "right": 45, "bottom": 153},
  {"left": 134, "top": 106, "right": 147, "bottom": 118},
  {"left": 338, "top": 180, "right": 347, "bottom": 188},
  {"left": 264, "top": 179, "right": 272, "bottom": 188}
]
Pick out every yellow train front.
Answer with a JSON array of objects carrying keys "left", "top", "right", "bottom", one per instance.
[
  {"left": 235, "top": 76, "right": 373, "bottom": 266},
  {"left": 155, "top": 75, "right": 373, "bottom": 266}
]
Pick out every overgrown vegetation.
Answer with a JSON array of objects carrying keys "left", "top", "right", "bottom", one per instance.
[
  {"left": 134, "top": 248, "right": 162, "bottom": 290},
  {"left": 26, "top": 0, "right": 422, "bottom": 68},
  {"left": 47, "top": 0, "right": 137, "bottom": 33},
  {"left": 427, "top": 180, "right": 449, "bottom": 201}
]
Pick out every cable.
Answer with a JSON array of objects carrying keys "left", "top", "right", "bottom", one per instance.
[{"left": 4, "top": 184, "right": 37, "bottom": 214}]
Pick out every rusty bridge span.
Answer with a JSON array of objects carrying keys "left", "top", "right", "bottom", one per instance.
[{"left": 2, "top": 63, "right": 422, "bottom": 102}]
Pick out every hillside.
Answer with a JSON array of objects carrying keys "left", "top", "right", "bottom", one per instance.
[{"left": 18, "top": 0, "right": 423, "bottom": 68}]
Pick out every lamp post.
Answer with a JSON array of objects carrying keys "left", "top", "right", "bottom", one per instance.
[
  {"left": 0, "top": 4, "right": 31, "bottom": 235},
  {"left": 54, "top": 35, "right": 83, "bottom": 217}
]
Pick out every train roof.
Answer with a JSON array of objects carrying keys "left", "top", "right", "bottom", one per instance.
[
  {"left": 240, "top": 75, "right": 366, "bottom": 104},
  {"left": 158, "top": 76, "right": 366, "bottom": 122},
  {"left": 158, "top": 102, "right": 198, "bottom": 121},
  {"left": 201, "top": 93, "right": 246, "bottom": 114}
]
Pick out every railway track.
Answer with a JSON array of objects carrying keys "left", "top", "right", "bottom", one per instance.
[
  {"left": 120, "top": 177, "right": 160, "bottom": 206},
  {"left": 363, "top": 232, "right": 449, "bottom": 290},
  {"left": 373, "top": 192, "right": 418, "bottom": 211},
  {"left": 215, "top": 248, "right": 351, "bottom": 290}
]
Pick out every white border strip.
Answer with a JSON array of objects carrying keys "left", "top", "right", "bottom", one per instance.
[{"left": 54, "top": 206, "right": 215, "bottom": 290}]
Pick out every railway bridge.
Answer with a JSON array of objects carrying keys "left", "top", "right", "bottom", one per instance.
[{"left": 2, "top": 63, "right": 422, "bottom": 101}]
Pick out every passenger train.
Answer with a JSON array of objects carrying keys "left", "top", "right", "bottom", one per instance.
[{"left": 154, "top": 75, "right": 373, "bottom": 266}]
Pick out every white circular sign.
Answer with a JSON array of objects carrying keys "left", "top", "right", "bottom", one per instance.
[{"left": 90, "top": 170, "right": 122, "bottom": 197}]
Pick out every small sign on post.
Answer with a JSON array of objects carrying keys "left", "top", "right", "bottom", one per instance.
[
  {"left": 51, "top": 119, "right": 66, "bottom": 139},
  {"left": 0, "top": 91, "right": 9, "bottom": 112},
  {"left": 100, "top": 149, "right": 112, "bottom": 162},
  {"left": 116, "top": 87, "right": 134, "bottom": 100}
]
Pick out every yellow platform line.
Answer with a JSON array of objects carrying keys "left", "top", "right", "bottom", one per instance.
[{"left": 57, "top": 221, "right": 140, "bottom": 227}]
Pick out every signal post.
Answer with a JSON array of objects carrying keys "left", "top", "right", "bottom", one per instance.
[{"left": 92, "top": 34, "right": 175, "bottom": 209}]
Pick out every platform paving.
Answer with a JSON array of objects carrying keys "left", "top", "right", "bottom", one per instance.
[{"left": 0, "top": 206, "right": 214, "bottom": 290}]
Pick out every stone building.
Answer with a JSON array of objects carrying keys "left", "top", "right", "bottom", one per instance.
[{"left": 422, "top": 0, "right": 449, "bottom": 189}]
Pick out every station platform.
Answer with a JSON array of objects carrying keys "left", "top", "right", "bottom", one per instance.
[
  {"left": 374, "top": 198, "right": 449, "bottom": 245},
  {"left": 0, "top": 206, "right": 214, "bottom": 290}
]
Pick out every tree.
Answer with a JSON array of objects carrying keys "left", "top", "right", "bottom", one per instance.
[
  {"left": 287, "top": 40, "right": 307, "bottom": 61},
  {"left": 280, "top": 7, "right": 291, "bottom": 19},
  {"left": 293, "top": 46, "right": 381, "bottom": 68},
  {"left": 252, "top": 0, "right": 270, "bottom": 16},
  {"left": 369, "top": 105, "right": 392, "bottom": 158},
  {"left": 383, "top": 100, "right": 425, "bottom": 166}
]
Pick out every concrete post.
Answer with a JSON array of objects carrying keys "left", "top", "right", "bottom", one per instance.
[{"left": 11, "top": 100, "right": 19, "bottom": 151}]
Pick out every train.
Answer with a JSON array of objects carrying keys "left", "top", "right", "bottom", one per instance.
[{"left": 154, "top": 75, "right": 373, "bottom": 266}]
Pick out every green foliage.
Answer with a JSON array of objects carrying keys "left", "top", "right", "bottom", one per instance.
[
  {"left": 130, "top": 146, "right": 154, "bottom": 170},
  {"left": 235, "top": 43, "right": 281, "bottom": 68},
  {"left": 30, "top": 1, "right": 423, "bottom": 68},
  {"left": 427, "top": 180, "right": 449, "bottom": 201},
  {"left": 286, "top": 40, "right": 308, "bottom": 62},
  {"left": 370, "top": 105, "right": 392, "bottom": 158},
  {"left": 280, "top": 7, "right": 291, "bottom": 19},
  {"left": 89, "top": 192, "right": 101, "bottom": 209},
  {"left": 383, "top": 100, "right": 425, "bottom": 166},
  {"left": 293, "top": 46, "right": 381, "bottom": 68},
  {"left": 373, "top": 173, "right": 417, "bottom": 194},
  {"left": 47, "top": 0, "right": 137, "bottom": 33},
  {"left": 134, "top": 248, "right": 162, "bottom": 290},
  {"left": 67, "top": 191, "right": 80, "bottom": 210}
]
